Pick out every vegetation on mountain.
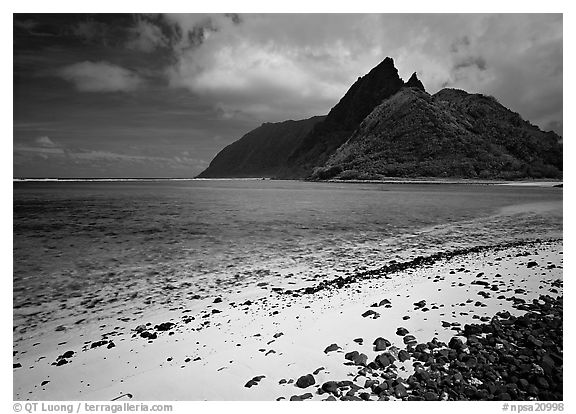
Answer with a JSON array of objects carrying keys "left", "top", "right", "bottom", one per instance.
[{"left": 198, "top": 58, "right": 562, "bottom": 180}]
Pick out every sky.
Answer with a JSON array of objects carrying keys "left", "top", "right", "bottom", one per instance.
[{"left": 13, "top": 13, "right": 563, "bottom": 178}]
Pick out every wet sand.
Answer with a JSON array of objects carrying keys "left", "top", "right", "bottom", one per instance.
[{"left": 13, "top": 238, "right": 562, "bottom": 401}]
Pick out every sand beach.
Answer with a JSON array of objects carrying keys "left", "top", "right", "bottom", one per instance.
[{"left": 13, "top": 237, "right": 562, "bottom": 401}]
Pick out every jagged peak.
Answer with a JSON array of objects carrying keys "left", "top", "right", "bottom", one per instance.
[
  {"left": 366, "top": 57, "right": 398, "bottom": 77},
  {"left": 381, "top": 56, "right": 395, "bottom": 66},
  {"left": 405, "top": 72, "right": 425, "bottom": 92}
]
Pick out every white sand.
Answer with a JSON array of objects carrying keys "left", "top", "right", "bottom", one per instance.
[{"left": 13, "top": 240, "right": 562, "bottom": 401}]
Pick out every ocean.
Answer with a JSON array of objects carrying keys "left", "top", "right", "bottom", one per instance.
[{"left": 13, "top": 180, "right": 562, "bottom": 341}]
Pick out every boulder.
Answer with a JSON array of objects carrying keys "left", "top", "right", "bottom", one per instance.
[
  {"left": 373, "top": 337, "right": 391, "bottom": 351},
  {"left": 296, "top": 374, "right": 316, "bottom": 388},
  {"left": 396, "top": 327, "right": 409, "bottom": 336}
]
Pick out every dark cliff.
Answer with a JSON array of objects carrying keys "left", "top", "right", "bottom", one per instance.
[{"left": 197, "top": 116, "right": 324, "bottom": 178}]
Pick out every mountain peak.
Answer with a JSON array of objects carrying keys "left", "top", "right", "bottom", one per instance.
[
  {"left": 282, "top": 56, "right": 405, "bottom": 174},
  {"left": 405, "top": 72, "right": 425, "bottom": 92},
  {"left": 377, "top": 56, "right": 395, "bottom": 67},
  {"left": 368, "top": 57, "right": 398, "bottom": 78}
]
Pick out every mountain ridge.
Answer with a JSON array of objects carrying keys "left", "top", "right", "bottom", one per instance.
[
  {"left": 197, "top": 58, "right": 562, "bottom": 180},
  {"left": 197, "top": 116, "right": 325, "bottom": 178},
  {"left": 313, "top": 87, "right": 561, "bottom": 180}
]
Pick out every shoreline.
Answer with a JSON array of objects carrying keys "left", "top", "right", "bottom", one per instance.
[
  {"left": 13, "top": 177, "right": 563, "bottom": 187},
  {"left": 13, "top": 238, "right": 563, "bottom": 401}
]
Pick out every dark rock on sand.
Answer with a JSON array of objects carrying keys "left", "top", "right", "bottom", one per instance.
[
  {"left": 322, "top": 381, "right": 340, "bottom": 394},
  {"left": 280, "top": 290, "right": 562, "bottom": 402},
  {"left": 362, "top": 310, "right": 380, "bottom": 318},
  {"left": 423, "top": 391, "right": 439, "bottom": 401},
  {"left": 398, "top": 350, "right": 411, "bottom": 362},
  {"left": 352, "top": 353, "right": 368, "bottom": 366},
  {"left": 373, "top": 337, "right": 391, "bottom": 351},
  {"left": 155, "top": 322, "right": 175, "bottom": 331},
  {"left": 394, "top": 384, "right": 408, "bottom": 398},
  {"left": 313, "top": 367, "right": 325, "bottom": 375},
  {"left": 90, "top": 340, "right": 108, "bottom": 348},
  {"left": 448, "top": 337, "right": 466, "bottom": 350},
  {"left": 345, "top": 351, "right": 359, "bottom": 361},
  {"left": 245, "top": 375, "right": 266, "bottom": 388},
  {"left": 344, "top": 351, "right": 367, "bottom": 366},
  {"left": 140, "top": 331, "right": 157, "bottom": 340},
  {"left": 360, "top": 392, "right": 372, "bottom": 400},
  {"left": 290, "top": 393, "right": 313, "bottom": 401},
  {"left": 375, "top": 352, "right": 396, "bottom": 368},
  {"left": 135, "top": 324, "right": 147, "bottom": 333},
  {"left": 324, "top": 343, "right": 341, "bottom": 353},
  {"left": 296, "top": 374, "right": 316, "bottom": 388},
  {"left": 403, "top": 335, "right": 417, "bottom": 345},
  {"left": 396, "top": 327, "right": 409, "bottom": 336}
]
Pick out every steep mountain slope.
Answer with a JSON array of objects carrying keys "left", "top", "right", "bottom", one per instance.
[
  {"left": 405, "top": 72, "right": 426, "bottom": 91},
  {"left": 434, "top": 88, "right": 562, "bottom": 176},
  {"left": 197, "top": 116, "right": 324, "bottom": 178},
  {"left": 313, "top": 87, "right": 562, "bottom": 180},
  {"left": 280, "top": 57, "right": 407, "bottom": 177}
]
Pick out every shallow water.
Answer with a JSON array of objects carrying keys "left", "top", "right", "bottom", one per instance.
[{"left": 13, "top": 180, "right": 562, "bottom": 338}]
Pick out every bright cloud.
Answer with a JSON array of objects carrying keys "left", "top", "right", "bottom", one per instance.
[{"left": 58, "top": 61, "right": 144, "bottom": 92}]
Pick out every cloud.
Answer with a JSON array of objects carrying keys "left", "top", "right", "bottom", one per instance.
[
  {"left": 453, "top": 56, "right": 487, "bottom": 72},
  {"left": 125, "top": 18, "right": 169, "bottom": 52},
  {"left": 58, "top": 61, "right": 144, "bottom": 92},
  {"left": 161, "top": 14, "right": 386, "bottom": 120},
  {"left": 34, "top": 136, "right": 58, "bottom": 148},
  {"left": 14, "top": 19, "right": 39, "bottom": 31},
  {"left": 14, "top": 138, "right": 208, "bottom": 178},
  {"left": 71, "top": 20, "right": 110, "bottom": 44},
  {"left": 154, "top": 13, "right": 561, "bottom": 131},
  {"left": 544, "top": 120, "right": 563, "bottom": 136}
]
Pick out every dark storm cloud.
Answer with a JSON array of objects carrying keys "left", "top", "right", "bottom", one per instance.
[{"left": 13, "top": 13, "right": 563, "bottom": 178}]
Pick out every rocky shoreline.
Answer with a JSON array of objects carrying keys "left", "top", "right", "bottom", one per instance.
[
  {"left": 279, "top": 238, "right": 562, "bottom": 296},
  {"left": 14, "top": 239, "right": 563, "bottom": 401},
  {"left": 285, "top": 293, "right": 562, "bottom": 401}
]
